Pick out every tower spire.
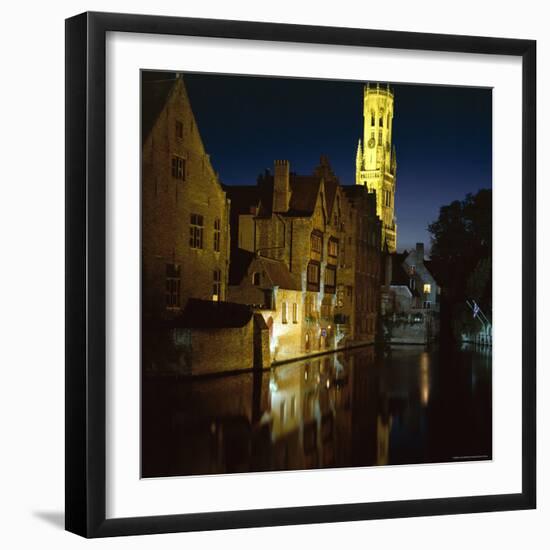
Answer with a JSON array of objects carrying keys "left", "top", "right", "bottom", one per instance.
[{"left": 355, "top": 83, "right": 398, "bottom": 252}]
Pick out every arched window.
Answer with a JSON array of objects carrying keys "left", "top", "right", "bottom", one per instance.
[
  {"left": 379, "top": 115, "right": 384, "bottom": 127},
  {"left": 371, "top": 111, "right": 375, "bottom": 126},
  {"left": 252, "top": 272, "right": 261, "bottom": 286}
]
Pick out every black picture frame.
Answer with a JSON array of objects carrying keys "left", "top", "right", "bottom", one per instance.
[{"left": 65, "top": 11, "right": 536, "bottom": 538}]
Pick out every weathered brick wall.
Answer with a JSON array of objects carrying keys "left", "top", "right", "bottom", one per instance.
[
  {"left": 184, "top": 322, "right": 255, "bottom": 375},
  {"left": 345, "top": 190, "right": 382, "bottom": 344},
  {"left": 267, "top": 288, "right": 303, "bottom": 361}
]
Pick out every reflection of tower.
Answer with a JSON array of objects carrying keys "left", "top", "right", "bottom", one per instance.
[{"left": 356, "top": 83, "right": 397, "bottom": 252}]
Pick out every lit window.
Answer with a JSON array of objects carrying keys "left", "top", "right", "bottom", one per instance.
[
  {"left": 213, "top": 218, "right": 221, "bottom": 252},
  {"left": 328, "top": 238, "right": 338, "bottom": 258},
  {"left": 175, "top": 120, "right": 183, "bottom": 139},
  {"left": 171, "top": 155, "right": 185, "bottom": 180},
  {"left": 282, "top": 302, "right": 288, "bottom": 324},
  {"left": 307, "top": 262, "right": 320, "bottom": 286},
  {"left": 325, "top": 266, "right": 336, "bottom": 288},
  {"left": 165, "top": 264, "right": 181, "bottom": 309},
  {"left": 189, "top": 214, "right": 204, "bottom": 249},
  {"left": 423, "top": 283, "right": 431, "bottom": 294},
  {"left": 252, "top": 272, "right": 261, "bottom": 286},
  {"left": 310, "top": 232, "right": 323, "bottom": 254},
  {"left": 212, "top": 269, "right": 221, "bottom": 301}
]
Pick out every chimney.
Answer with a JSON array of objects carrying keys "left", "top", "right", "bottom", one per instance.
[
  {"left": 273, "top": 160, "right": 290, "bottom": 213},
  {"left": 416, "top": 242, "right": 425, "bottom": 263}
]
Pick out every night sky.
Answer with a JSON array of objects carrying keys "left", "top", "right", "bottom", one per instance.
[{"left": 181, "top": 72, "right": 492, "bottom": 253}]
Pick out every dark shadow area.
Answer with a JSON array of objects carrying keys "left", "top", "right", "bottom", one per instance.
[{"left": 33, "top": 510, "right": 65, "bottom": 530}]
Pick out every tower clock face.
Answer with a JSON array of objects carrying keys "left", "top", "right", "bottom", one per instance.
[{"left": 368, "top": 138, "right": 375, "bottom": 148}]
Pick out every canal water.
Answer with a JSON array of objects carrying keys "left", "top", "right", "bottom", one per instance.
[{"left": 142, "top": 344, "right": 492, "bottom": 478}]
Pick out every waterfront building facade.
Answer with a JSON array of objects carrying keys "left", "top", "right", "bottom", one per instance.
[
  {"left": 342, "top": 185, "right": 383, "bottom": 345},
  {"left": 227, "top": 157, "right": 382, "bottom": 360}
]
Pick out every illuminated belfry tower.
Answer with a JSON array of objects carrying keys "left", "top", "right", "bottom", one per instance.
[{"left": 356, "top": 83, "right": 397, "bottom": 252}]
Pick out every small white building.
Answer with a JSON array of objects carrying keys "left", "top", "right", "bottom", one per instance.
[
  {"left": 227, "top": 249, "right": 303, "bottom": 362},
  {"left": 381, "top": 242, "right": 441, "bottom": 344}
]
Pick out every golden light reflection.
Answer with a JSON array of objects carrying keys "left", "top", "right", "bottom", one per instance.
[{"left": 419, "top": 352, "right": 430, "bottom": 406}]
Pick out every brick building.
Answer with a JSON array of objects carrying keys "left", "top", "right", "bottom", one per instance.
[
  {"left": 342, "top": 185, "right": 382, "bottom": 345},
  {"left": 227, "top": 249, "right": 303, "bottom": 362},
  {"left": 141, "top": 73, "right": 270, "bottom": 374},
  {"left": 141, "top": 73, "right": 385, "bottom": 371},
  {"left": 226, "top": 157, "right": 382, "bottom": 359},
  {"left": 141, "top": 73, "right": 231, "bottom": 323}
]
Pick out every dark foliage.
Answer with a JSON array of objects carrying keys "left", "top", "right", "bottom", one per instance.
[{"left": 428, "top": 189, "right": 492, "bottom": 338}]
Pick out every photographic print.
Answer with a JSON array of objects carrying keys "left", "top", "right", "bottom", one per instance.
[{"left": 141, "top": 70, "right": 492, "bottom": 478}]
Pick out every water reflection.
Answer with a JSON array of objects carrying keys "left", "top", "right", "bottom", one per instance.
[{"left": 142, "top": 344, "right": 492, "bottom": 477}]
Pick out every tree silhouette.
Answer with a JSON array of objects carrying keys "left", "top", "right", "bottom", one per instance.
[{"left": 428, "top": 189, "right": 492, "bottom": 338}]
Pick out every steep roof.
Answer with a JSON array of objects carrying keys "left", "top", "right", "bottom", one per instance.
[
  {"left": 229, "top": 248, "right": 300, "bottom": 290},
  {"left": 313, "top": 156, "right": 339, "bottom": 218},
  {"left": 241, "top": 172, "right": 323, "bottom": 218},
  {"left": 260, "top": 256, "right": 301, "bottom": 290},
  {"left": 388, "top": 252, "right": 410, "bottom": 286},
  {"left": 169, "top": 298, "right": 254, "bottom": 329},
  {"left": 287, "top": 175, "right": 322, "bottom": 216},
  {"left": 229, "top": 248, "right": 257, "bottom": 286},
  {"left": 386, "top": 253, "right": 427, "bottom": 297},
  {"left": 141, "top": 76, "right": 178, "bottom": 146},
  {"left": 323, "top": 177, "right": 339, "bottom": 219}
]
